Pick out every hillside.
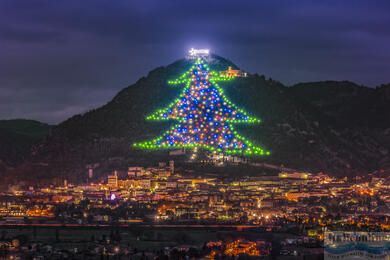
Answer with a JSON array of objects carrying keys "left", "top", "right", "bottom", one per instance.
[
  {"left": 0, "top": 119, "right": 51, "bottom": 167},
  {"left": 3, "top": 55, "right": 390, "bottom": 184},
  {"left": 289, "top": 81, "right": 390, "bottom": 128}
]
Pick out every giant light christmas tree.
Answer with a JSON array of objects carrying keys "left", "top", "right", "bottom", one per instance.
[{"left": 134, "top": 57, "right": 269, "bottom": 157}]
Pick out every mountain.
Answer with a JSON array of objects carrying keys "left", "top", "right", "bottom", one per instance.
[
  {"left": 0, "top": 119, "right": 51, "bottom": 167},
  {"left": 288, "top": 81, "right": 390, "bottom": 172},
  {"left": 3, "top": 55, "right": 390, "bottom": 184},
  {"left": 289, "top": 81, "right": 390, "bottom": 128}
]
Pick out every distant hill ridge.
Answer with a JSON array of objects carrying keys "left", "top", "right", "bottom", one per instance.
[{"left": 0, "top": 119, "right": 51, "bottom": 167}]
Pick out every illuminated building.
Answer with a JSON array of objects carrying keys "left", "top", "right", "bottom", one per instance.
[
  {"left": 279, "top": 172, "right": 312, "bottom": 179},
  {"left": 107, "top": 171, "right": 118, "bottom": 188},
  {"left": 166, "top": 181, "right": 178, "bottom": 189},
  {"left": 224, "top": 239, "right": 262, "bottom": 257},
  {"left": 142, "top": 179, "right": 152, "bottom": 189},
  {"left": 169, "top": 160, "right": 174, "bottom": 174},
  {"left": 128, "top": 167, "right": 144, "bottom": 177},
  {"left": 88, "top": 168, "right": 93, "bottom": 179},
  {"left": 219, "top": 66, "right": 247, "bottom": 77}
]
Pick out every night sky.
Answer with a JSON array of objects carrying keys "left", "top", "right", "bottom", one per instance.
[{"left": 1, "top": 1, "right": 389, "bottom": 124}]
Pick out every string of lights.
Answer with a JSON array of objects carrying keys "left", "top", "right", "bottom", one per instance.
[{"left": 134, "top": 58, "right": 269, "bottom": 156}]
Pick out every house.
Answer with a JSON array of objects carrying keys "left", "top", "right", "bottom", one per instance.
[{"left": 220, "top": 66, "right": 247, "bottom": 77}]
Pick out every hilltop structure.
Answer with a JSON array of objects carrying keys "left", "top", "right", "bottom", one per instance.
[
  {"left": 220, "top": 66, "right": 247, "bottom": 78},
  {"left": 186, "top": 48, "right": 212, "bottom": 61}
]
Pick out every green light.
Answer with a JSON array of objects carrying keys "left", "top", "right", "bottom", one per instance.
[{"left": 134, "top": 58, "right": 270, "bottom": 156}]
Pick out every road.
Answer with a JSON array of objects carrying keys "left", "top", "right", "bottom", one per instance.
[{"left": 0, "top": 222, "right": 266, "bottom": 230}]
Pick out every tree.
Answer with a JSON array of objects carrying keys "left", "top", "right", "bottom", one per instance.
[{"left": 134, "top": 58, "right": 269, "bottom": 156}]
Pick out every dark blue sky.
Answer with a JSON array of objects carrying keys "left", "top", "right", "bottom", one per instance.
[{"left": 1, "top": 0, "right": 389, "bottom": 124}]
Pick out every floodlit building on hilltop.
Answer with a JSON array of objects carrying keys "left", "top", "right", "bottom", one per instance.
[{"left": 220, "top": 66, "right": 247, "bottom": 77}]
